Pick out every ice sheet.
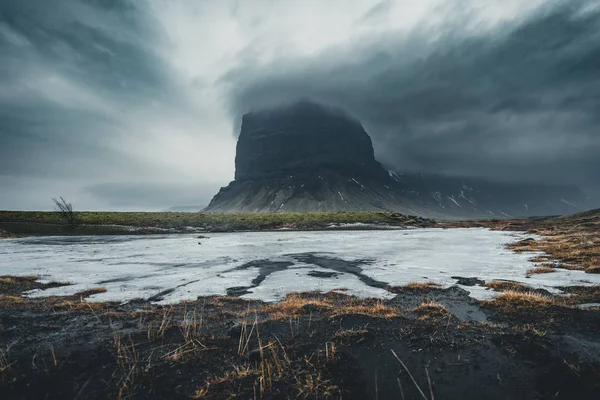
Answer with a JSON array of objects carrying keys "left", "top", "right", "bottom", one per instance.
[{"left": 1, "top": 228, "right": 598, "bottom": 303}]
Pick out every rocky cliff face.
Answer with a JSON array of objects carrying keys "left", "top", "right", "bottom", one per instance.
[
  {"left": 205, "top": 101, "right": 591, "bottom": 219},
  {"left": 234, "top": 101, "right": 386, "bottom": 181}
]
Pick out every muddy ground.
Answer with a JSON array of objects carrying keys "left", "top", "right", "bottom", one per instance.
[{"left": 1, "top": 277, "right": 600, "bottom": 400}]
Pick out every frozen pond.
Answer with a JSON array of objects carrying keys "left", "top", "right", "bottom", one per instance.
[{"left": 1, "top": 228, "right": 599, "bottom": 303}]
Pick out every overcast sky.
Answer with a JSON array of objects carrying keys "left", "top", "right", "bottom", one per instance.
[{"left": 1, "top": 0, "right": 599, "bottom": 210}]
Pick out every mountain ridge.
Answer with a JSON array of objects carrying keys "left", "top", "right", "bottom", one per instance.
[{"left": 204, "top": 101, "right": 591, "bottom": 219}]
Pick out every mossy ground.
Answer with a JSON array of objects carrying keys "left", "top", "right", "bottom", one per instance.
[{"left": 0, "top": 211, "right": 432, "bottom": 235}]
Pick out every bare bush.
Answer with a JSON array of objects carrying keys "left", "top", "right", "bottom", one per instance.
[{"left": 52, "top": 197, "right": 78, "bottom": 227}]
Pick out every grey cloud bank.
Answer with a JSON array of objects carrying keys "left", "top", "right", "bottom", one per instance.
[
  {"left": 0, "top": 0, "right": 599, "bottom": 210},
  {"left": 226, "top": 1, "right": 600, "bottom": 193}
]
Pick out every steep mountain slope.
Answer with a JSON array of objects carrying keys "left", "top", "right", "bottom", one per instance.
[{"left": 204, "top": 101, "right": 590, "bottom": 219}]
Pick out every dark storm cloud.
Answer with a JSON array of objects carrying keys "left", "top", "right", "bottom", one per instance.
[
  {"left": 225, "top": 1, "right": 600, "bottom": 192},
  {"left": 0, "top": 0, "right": 184, "bottom": 179}
]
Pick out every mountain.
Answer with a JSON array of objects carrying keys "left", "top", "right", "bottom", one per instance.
[{"left": 204, "top": 101, "right": 590, "bottom": 219}]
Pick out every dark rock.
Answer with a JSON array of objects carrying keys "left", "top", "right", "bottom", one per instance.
[
  {"left": 226, "top": 286, "right": 251, "bottom": 297},
  {"left": 307, "top": 270, "right": 339, "bottom": 278},
  {"left": 248, "top": 348, "right": 271, "bottom": 363},
  {"left": 300, "top": 303, "right": 327, "bottom": 314},
  {"left": 228, "top": 324, "right": 243, "bottom": 339},
  {"left": 234, "top": 100, "right": 383, "bottom": 181},
  {"left": 452, "top": 276, "right": 485, "bottom": 286}
]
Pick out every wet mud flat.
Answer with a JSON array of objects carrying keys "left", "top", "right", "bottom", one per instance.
[{"left": 1, "top": 277, "right": 600, "bottom": 399}]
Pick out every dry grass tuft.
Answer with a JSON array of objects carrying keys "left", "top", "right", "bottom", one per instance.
[
  {"left": 515, "top": 324, "right": 547, "bottom": 337},
  {"left": 508, "top": 238, "right": 537, "bottom": 252},
  {"left": 559, "top": 285, "right": 600, "bottom": 305},
  {"left": 388, "top": 281, "right": 442, "bottom": 294},
  {"left": 52, "top": 299, "right": 107, "bottom": 312},
  {"left": 242, "top": 293, "right": 398, "bottom": 320},
  {"left": 329, "top": 302, "right": 398, "bottom": 319},
  {"left": 485, "top": 280, "right": 530, "bottom": 293},
  {"left": 0, "top": 275, "right": 70, "bottom": 298},
  {"left": 114, "top": 336, "right": 140, "bottom": 399},
  {"left": 0, "top": 276, "right": 38, "bottom": 285},
  {"left": 586, "top": 265, "right": 600, "bottom": 274},
  {"left": 0, "top": 348, "right": 10, "bottom": 374},
  {"left": 193, "top": 339, "right": 340, "bottom": 399},
  {"left": 413, "top": 300, "right": 453, "bottom": 321},
  {"left": 527, "top": 266, "right": 556, "bottom": 275},
  {"left": 193, "top": 366, "right": 257, "bottom": 398},
  {"left": 0, "top": 295, "right": 25, "bottom": 304},
  {"left": 414, "top": 300, "right": 448, "bottom": 314},
  {"left": 332, "top": 328, "right": 370, "bottom": 344},
  {"left": 529, "top": 255, "right": 552, "bottom": 263},
  {"left": 404, "top": 281, "right": 441, "bottom": 290},
  {"left": 496, "top": 290, "right": 552, "bottom": 305},
  {"left": 258, "top": 294, "right": 333, "bottom": 320},
  {"left": 480, "top": 290, "right": 556, "bottom": 316}
]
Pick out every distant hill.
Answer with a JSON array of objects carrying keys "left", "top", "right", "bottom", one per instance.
[
  {"left": 204, "top": 101, "right": 592, "bottom": 219},
  {"left": 165, "top": 206, "right": 206, "bottom": 213}
]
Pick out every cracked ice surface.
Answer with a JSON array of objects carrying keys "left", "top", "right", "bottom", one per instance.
[{"left": 1, "top": 228, "right": 599, "bottom": 303}]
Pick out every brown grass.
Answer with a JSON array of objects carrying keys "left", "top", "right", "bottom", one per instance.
[
  {"left": 258, "top": 294, "right": 333, "bottom": 320},
  {"left": 0, "top": 277, "right": 114, "bottom": 313},
  {"left": 587, "top": 265, "right": 600, "bottom": 274},
  {"left": 404, "top": 281, "right": 441, "bottom": 290},
  {"left": 332, "top": 328, "right": 370, "bottom": 344},
  {"left": 414, "top": 300, "right": 448, "bottom": 313},
  {"left": 193, "top": 366, "right": 258, "bottom": 398},
  {"left": 507, "top": 238, "right": 537, "bottom": 252},
  {"left": 527, "top": 266, "right": 556, "bottom": 275},
  {"left": 0, "top": 348, "right": 10, "bottom": 374},
  {"left": 485, "top": 280, "right": 530, "bottom": 293},
  {"left": 193, "top": 339, "right": 340, "bottom": 399},
  {"left": 240, "top": 293, "right": 398, "bottom": 320},
  {"left": 441, "top": 210, "right": 600, "bottom": 274},
  {"left": 413, "top": 300, "right": 452, "bottom": 321},
  {"left": 0, "top": 295, "right": 25, "bottom": 304},
  {"left": 479, "top": 290, "right": 556, "bottom": 317},
  {"left": 529, "top": 255, "right": 552, "bottom": 263},
  {"left": 506, "top": 216, "right": 600, "bottom": 273},
  {"left": 495, "top": 290, "right": 553, "bottom": 305},
  {"left": 329, "top": 302, "right": 398, "bottom": 318},
  {"left": 559, "top": 286, "right": 600, "bottom": 305},
  {"left": 0, "top": 276, "right": 38, "bottom": 285}
]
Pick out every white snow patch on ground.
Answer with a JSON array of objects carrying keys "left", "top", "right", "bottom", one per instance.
[{"left": 1, "top": 229, "right": 599, "bottom": 303}]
